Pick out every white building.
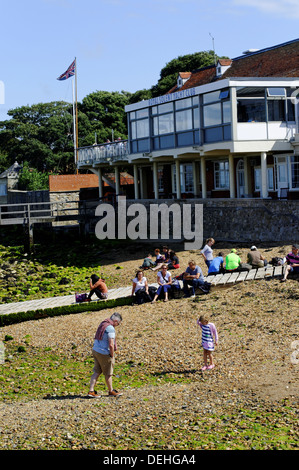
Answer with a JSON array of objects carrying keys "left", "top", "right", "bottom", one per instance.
[{"left": 78, "top": 38, "right": 299, "bottom": 202}]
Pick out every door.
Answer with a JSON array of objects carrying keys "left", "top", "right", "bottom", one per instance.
[
  {"left": 275, "top": 156, "right": 288, "bottom": 197},
  {"left": 236, "top": 159, "right": 245, "bottom": 198}
]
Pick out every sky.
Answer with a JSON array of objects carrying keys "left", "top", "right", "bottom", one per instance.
[{"left": 0, "top": 0, "right": 298, "bottom": 120}]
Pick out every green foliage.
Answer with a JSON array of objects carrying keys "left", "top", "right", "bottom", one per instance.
[
  {"left": 18, "top": 162, "right": 49, "bottom": 191},
  {"left": 0, "top": 296, "right": 133, "bottom": 327}
]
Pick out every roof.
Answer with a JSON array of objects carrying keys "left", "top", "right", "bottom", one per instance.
[
  {"left": 167, "top": 38, "right": 299, "bottom": 93},
  {"left": 0, "top": 161, "right": 22, "bottom": 179}
]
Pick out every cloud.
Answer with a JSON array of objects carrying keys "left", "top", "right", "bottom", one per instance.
[{"left": 232, "top": 0, "right": 299, "bottom": 19}]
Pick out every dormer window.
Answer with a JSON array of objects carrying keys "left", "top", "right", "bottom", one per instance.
[
  {"left": 215, "top": 59, "right": 232, "bottom": 78},
  {"left": 177, "top": 72, "right": 191, "bottom": 88}
]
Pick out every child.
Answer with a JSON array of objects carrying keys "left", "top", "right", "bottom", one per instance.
[{"left": 197, "top": 314, "right": 218, "bottom": 370}]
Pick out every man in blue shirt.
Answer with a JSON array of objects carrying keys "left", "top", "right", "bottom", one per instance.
[
  {"left": 88, "top": 312, "right": 122, "bottom": 398},
  {"left": 183, "top": 260, "right": 205, "bottom": 297},
  {"left": 208, "top": 252, "right": 224, "bottom": 275}
]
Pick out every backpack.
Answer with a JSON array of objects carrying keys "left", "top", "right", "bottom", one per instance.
[
  {"left": 75, "top": 292, "right": 87, "bottom": 302},
  {"left": 195, "top": 281, "right": 211, "bottom": 295}
]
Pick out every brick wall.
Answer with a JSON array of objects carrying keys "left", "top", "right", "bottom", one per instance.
[{"left": 49, "top": 174, "right": 99, "bottom": 192}]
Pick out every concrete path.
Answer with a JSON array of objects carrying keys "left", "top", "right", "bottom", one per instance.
[{"left": 0, "top": 265, "right": 285, "bottom": 317}]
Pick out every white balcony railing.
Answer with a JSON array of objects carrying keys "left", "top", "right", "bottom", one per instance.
[{"left": 77, "top": 140, "right": 129, "bottom": 166}]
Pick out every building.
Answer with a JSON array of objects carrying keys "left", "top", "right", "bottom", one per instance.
[{"left": 77, "top": 39, "right": 299, "bottom": 202}]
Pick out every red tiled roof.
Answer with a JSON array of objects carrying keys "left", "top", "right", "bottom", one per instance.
[{"left": 167, "top": 39, "right": 299, "bottom": 93}]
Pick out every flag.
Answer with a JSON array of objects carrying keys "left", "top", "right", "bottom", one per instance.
[{"left": 57, "top": 59, "right": 76, "bottom": 81}]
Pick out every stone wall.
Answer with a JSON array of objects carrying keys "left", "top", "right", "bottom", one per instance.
[{"left": 92, "top": 198, "right": 299, "bottom": 244}]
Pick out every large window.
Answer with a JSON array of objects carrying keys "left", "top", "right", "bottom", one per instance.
[
  {"left": 202, "top": 89, "right": 231, "bottom": 143},
  {"left": 214, "top": 161, "right": 229, "bottom": 189},
  {"left": 237, "top": 87, "right": 295, "bottom": 122}
]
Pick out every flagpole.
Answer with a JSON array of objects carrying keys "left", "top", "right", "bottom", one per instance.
[
  {"left": 75, "top": 57, "right": 79, "bottom": 175},
  {"left": 72, "top": 79, "right": 77, "bottom": 166}
]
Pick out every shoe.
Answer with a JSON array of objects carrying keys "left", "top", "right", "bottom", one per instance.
[
  {"left": 207, "top": 364, "right": 215, "bottom": 370},
  {"left": 190, "top": 294, "right": 196, "bottom": 298},
  {"left": 280, "top": 279, "right": 286, "bottom": 283},
  {"left": 88, "top": 390, "right": 101, "bottom": 398},
  {"left": 201, "top": 365, "right": 208, "bottom": 371},
  {"left": 108, "top": 389, "right": 122, "bottom": 397}
]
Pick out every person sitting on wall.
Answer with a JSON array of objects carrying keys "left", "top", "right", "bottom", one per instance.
[
  {"left": 86, "top": 274, "right": 108, "bottom": 301},
  {"left": 207, "top": 252, "right": 225, "bottom": 275},
  {"left": 151, "top": 264, "right": 172, "bottom": 303},
  {"left": 132, "top": 270, "right": 151, "bottom": 304},
  {"left": 247, "top": 246, "right": 267, "bottom": 268},
  {"left": 225, "top": 249, "right": 251, "bottom": 272},
  {"left": 280, "top": 244, "right": 299, "bottom": 282},
  {"left": 151, "top": 247, "right": 170, "bottom": 271},
  {"left": 183, "top": 260, "right": 205, "bottom": 298}
]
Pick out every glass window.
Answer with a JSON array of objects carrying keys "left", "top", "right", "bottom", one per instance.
[
  {"left": 237, "top": 99, "right": 266, "bottom": 122},
  {"left": 193, "top": 107, "right": 200, "bottom": 128},
  {"left": 222, "top": 100, "right": 231, "bottom": 123},
  {"left": 136, "top": 118, "right": 149, "bottom": 138},
  {"left": 237, "top": 87, "right": 265, "bottom": 98},
  {"left": 175, "top": 109, "right": 192, "bottom": 131},
  {"left": 175, "top": 98, "right": 192, "bottom": 110},
  {"left": 203, "top": 103, "right": 222, "bottom": 126},
  {"left": 131, "top": 121, "right": 136, "bottom": 139},
  {"left": 203, "top": 90, "right": 221, "bottom": 104},
  {"left": 136, "top": 108, "right": 149, "bottom": 119},
  {"left": 267, "top": 100, "right": 285, "bottom": 121},
  {"left": 158, "top": 113, "right": 174, "bottom": 134},
  {"left": 214, "top": 161, "right": 229, "bottom": 189},
  {"left": 267, "top": 87, "right": 286, "bottom": 97},
  {"left": 158, "top": 102, "right": 173, "bottom": 114}
]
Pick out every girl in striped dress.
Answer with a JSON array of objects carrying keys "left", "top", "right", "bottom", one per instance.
[{"left": 197, "top": 314, "right": 218, "bottom": 371}]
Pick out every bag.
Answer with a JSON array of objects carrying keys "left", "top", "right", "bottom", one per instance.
[
  {"left": 148, "top": 285, "right": 157, "bottom": 300},
  {"left": 75, "top": 292, "right": 87, "bottom": 303},
  {"left": 195, "top": 281, "right": 211, "bottom": 295},
  {"left": 170, "top": 279, "right": 182, "bottom": 299},
  {"left": 271, "top": 257, "right": 285, "bottom": 266},
  {"left": 135, "top": 288, "right": 152, "bottom": 305}
]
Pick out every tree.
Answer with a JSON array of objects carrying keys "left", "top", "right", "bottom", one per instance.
[
  {"left": 0, "top": 101, "right": 76, "bottom": 173},
  {"left": 151, "top": 50, "right": 228, "bottom": 97},
  {"left": 18, "top": 162, "right": 49, "bottom": 191},
  {"left": 79, "top": 90, "right": 131, "bottom": 146}
]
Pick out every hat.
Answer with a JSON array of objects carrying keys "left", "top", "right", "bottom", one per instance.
[
  {"left": 231, "top": 248, "right": 237, "bottom": 253},
  {"left": 251, "top": 246, "right": 257, "bottom": 250}
]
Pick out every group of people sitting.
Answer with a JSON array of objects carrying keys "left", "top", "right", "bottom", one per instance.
[{"left": 83, "top": 241, "right": 299, "bottom": 304}]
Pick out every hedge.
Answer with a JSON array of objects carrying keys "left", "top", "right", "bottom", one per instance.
[{"left": 0, "top": 296, "right": 133, "bottom": 327}]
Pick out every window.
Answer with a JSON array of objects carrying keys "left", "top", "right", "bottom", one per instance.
[
  {"left": 154, "top": 113, "right": 174, "bottom": 135},
  {"left": 172, "top": 163, "right": 194, "bottom": 193},
  {"left": 291, "top": 155, "right": 299, "bottom": 189},
  {"left": 254, "top": 167, "right": 275, "bottom": 191},
  {"left": 214, "top": 161, "right": 229, "bottom": 189},
  {"left": 176, "top": 109, "right": 193, "bottom": 131},
  {"left": 203, "top": 103, "right": 222, "bottom": 127}
]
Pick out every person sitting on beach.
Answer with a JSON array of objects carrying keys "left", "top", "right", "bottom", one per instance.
[
  {"left": 280, "top": 244, "right": 299, "bottom": 282},
  {"left": 183, "top": 260, "right": 205, "bottom": 298},
  {"left": 151, "top": 264, "right": 172, "bottom": 303},
  {"left": 167, "top": 250, "right": 180, "bottom": 269},
  {"left": 140, "top": 253, "right": 155, "bottom": 270},
  {"left": 151, "top": 247, "right": 168, "bottom": 271},
  {"left": 247, "top": 246, "right": 267, "bottom": 268},
  {"left": 207, "top": 252, "right": 225, "bottom": 275},
  {"left": 132, "top": 270, "right": 151, "bottom": 303},
  {"left": 86, "top": 274, "right": 108, "bottom": 301}
]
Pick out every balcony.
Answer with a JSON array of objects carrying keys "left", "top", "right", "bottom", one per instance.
[{"left": 77, "top": 140, "right": 129, "bottom": 168}]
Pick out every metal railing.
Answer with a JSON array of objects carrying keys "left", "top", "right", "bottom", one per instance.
[
  {"left": 0, "top": 201, "right": 82, "bottom": 225},
  {"left": 77, "top": 140, "right": 129, "bottom": 166}
]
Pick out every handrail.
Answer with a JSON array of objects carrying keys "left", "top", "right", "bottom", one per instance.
[{"left": 77, "top": 140, "right": 129, "bottom": 165}]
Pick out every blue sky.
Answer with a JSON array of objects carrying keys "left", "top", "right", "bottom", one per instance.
[{"left": 0, "top": 0, "right": 298, "bottom": 120}]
